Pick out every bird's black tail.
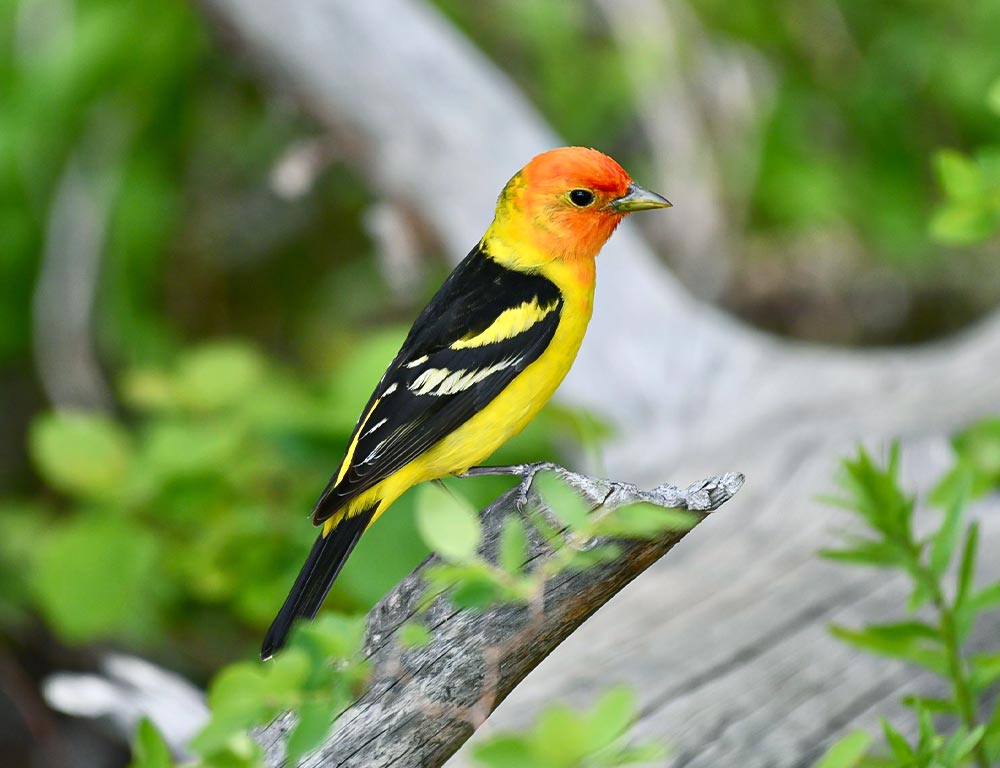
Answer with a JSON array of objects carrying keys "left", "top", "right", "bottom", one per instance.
[{"left": 261, "top": 503, "right": 377, "bottom": 660}]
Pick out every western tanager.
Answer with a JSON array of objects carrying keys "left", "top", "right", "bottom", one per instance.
[{"left": 262, "top": 147, "right": 670, "bottom": 658}]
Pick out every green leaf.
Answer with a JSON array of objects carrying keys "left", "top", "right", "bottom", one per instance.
[
  {"left": 499, "top": 516, "right": 528, "bottom": 574},
  {"left": 564, "top": 543, "right": 622, "bottom": 570},
  {"left": 398, "top": 621, "right": 433, "bottom": 649},
  {"left": 595, "top": 503, "right": 697, "bottom": 540},
  {"left": 970, "top": 651, "right": 1000, "bottom": 692},
  {"left": 415, "top": 483, "right": 482, "bottom": 562},
  {"left": 264, "top": 648, "right": 311, "bottom": 698},
  {"left": 121, "top": 369, "right": 175, "bottom": 411},
  {"left": 174, "top": 342, "right": 264, "bottom": 410},
  {"left": 535, "top": 703, "right": 591, "bottom": 766},
  {"left": 929, "top": 478, "right": 967, "bottom": 578},
  {"left": 935, "top": 149, "right": 983, "bottom": 199},
  {"left": 30, "top": 411, "right": 132, "bottom": 499},
  {"left": 471, "top": 735, "right": 541, "bottom": 768},
  {"left": 948, "top": 726, "right": 985, "bottom": 762},
  {"left": 929, "top": 462, "right": 975, "bottom": 509},
  {"left": 284, "top": 700, "right": 332, "bottom": 766},
  {"left": 970, "top": 578, "right": 1000, "bottom": 612},
  {"left": 820, "top": 538, "right": 903, "bottom": 569},
  {"left": 130, "top": 719, "right": 174, "bottom": 768},
  {"left": 987, "top": 77, "right": 1000, "bottom": 117},
  {"left": 534, "top": 472, "right": 590, "bottom": 530},
  {"left": 32, "top": 517, "right": 160, "bottom": 642},
  {"left": 829, "top": 626, "right": 947, "bottom": 675},
  {"left": 585, "top": 686, "right": 637, "bottom": 752},
  {"left": 953, "top": 418, "right": 1000, "bottom": 482},
  {"left": 881, "top": 720, "right": 915, "bottom": 762},
  {"left": 292, "top": 613, "right": 367, "bottom": 661},
  {"left": 612, "top": 742, "right": 668, "bottom": 765},
  {"left": 956, "top": 523, "right": 980, "bottom": 610},
  {"left": 857, "top": 621, "right": 940, "bottom": 643},
  {"left": 141, "top": 420, "right": 242, "bottom": 480},
  {"left": 191, "top": 663, "right": 272, "bottom": 756},
  {"left": 814, "top": 730, "right": 871, "bottom": 768},
  {"left": 901, "top": 695, "right": 957, "bottom": 715},
  {"left": 450, "top": 577, "right": 502, "bottom": 610},
  {"left": 931, "top": 201, "right": 1000, "bottom": 245},
  {"left": 906, "top": 584, "right": 933, "bottom": 614}
]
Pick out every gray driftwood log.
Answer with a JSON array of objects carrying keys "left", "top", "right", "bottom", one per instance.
[
  {"left": 197, "top": 1, "right": 1000, "bottom": 767},
  {"left": 257, "top": 470, "right": 744, "bottom": 767}
]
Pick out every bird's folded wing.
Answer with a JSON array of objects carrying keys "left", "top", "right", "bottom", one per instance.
[{"left": 312, "top": 246, "right": 563, "bottom": 524}]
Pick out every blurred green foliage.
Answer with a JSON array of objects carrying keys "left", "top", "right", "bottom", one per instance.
[
  {"left": 0, "top": 0, "right": 377, "bottom": 373},
  {"left": 0, "top": 336, "right": 588, "bottom": 672},
  {"left": 686, "top": 0, "right": 1000, "bottom": 265},
  {"left": 472, "top": 687, "right": 665, "bottom": 768}
]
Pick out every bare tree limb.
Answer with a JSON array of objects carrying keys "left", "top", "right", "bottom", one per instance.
[{"left": 256, "top": 469, "right": 744, "bottom": 767}]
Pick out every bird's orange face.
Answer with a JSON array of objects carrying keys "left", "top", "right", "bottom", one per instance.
[{"left": 496, "top": 147, "right": 670, "bottom": 264}]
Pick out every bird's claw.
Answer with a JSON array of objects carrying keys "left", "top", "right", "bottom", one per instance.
[{"left": 458, "top": 461, "right": 561, "bottom": 522}]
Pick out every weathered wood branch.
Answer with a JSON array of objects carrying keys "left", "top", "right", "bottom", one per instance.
[{"left": 257, "top": 469, "right": 744, "bottom": 767}]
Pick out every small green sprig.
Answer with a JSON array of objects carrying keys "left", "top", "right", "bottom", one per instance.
[{"left": 815, "top": 437, "right": 1000, "bottom": 768}]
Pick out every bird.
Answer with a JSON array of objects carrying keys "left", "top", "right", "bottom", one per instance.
[{"left": 262, "top": 147, "right": 671, "bottom": 659}]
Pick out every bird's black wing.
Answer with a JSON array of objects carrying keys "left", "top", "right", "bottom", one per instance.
[{"left": 312, "top": 244, "right": 563, "bottom": 523}]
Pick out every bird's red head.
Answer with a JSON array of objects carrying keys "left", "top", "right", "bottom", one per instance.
[{"left": 491, "top": 147, "right": 670, "bottom": 266}]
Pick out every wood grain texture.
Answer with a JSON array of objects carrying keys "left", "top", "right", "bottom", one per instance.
[{"left": 195, "top": 1, "right": 1000, "bottom": 765}]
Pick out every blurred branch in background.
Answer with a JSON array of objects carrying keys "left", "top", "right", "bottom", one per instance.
[
  {"left": 33, "top": 149, "right": 119, "bottom": 411},
  {"left": 594, "top": 0, "right": 774, "bottom": 300}
]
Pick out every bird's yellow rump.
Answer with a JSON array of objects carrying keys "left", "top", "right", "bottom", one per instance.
[{"left": 262, "top": 147, "right": 671, "bottom": 658}]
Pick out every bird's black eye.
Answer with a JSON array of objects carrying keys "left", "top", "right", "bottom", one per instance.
[{"left": 568, "top": 188, "right": 595, "bottom": 207}]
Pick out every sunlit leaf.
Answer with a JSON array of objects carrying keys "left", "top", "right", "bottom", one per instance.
[
  {"left": 284, "top": 700, "right": 332, "bottom": 766},
  {"left": 174, "top": 342, "right": 264, "bottom": 411},
  {"left": 534, "top": 472, "right": 589, "bottom": 530},
  {"left": 415, "top": 483, "right": 482, "bottom": 562},
  {"left": 30, "top": 411, "right": 132, "bottom": 499},
  {"left": 935, "top": 149, "right": 983, "bottom": 199},
  {"left": 829, "top": 625, "right": 947, "bottom": 676},
  {"left": 499, "top": 516, "right": 528, "bottom": 574},
  {"left": 585, "top": 686, "right": 637, "bottom": 752},
  {"left": 398, "top": 621, "right": 433, "bottom": 649},
  {"left": 129, "top": 719, "right": 174, "bottom": 768},
  {"left": 882, "top": 719, "right": 915, "bottom": 762},
  {"left": 535, "top": 703, "right": 591, "bottom": 766},
  {"left": 970, "top": 578, "right": 1000, "bottom": 612},
  {"left": 471, "top": 735, "right": 541, "bottom": 768},
  {"left": 594, "top": 503, "right": 697, "bottom": 539},
  {"left": 955, "top": 522, "right": 980, "bottom": 610},
  {"left": 970, "top": 652, "right": 1000, "bottom": 693},
  {"left": 814, "top": 730, "right": 871, "bottom": 768},
  {"left": 32, "top": 517, "right": 159, "bottom": 642},
  {"left": 988, "top": 77, "right": 1000, "bottom": 116}
]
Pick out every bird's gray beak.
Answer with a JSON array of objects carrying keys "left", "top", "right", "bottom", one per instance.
[{"left": 610, "top": 182, "right": 672, "bottom": 213}]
